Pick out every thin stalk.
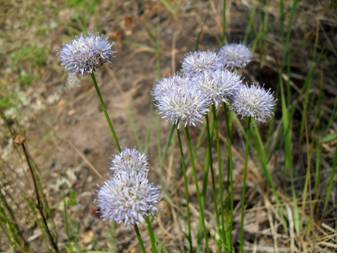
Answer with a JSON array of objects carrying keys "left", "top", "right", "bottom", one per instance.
[
  {"left": 313, "top": 141, "right": 322, "bottom": 210},
  {"left": 201, "top": 116, "right": 215, "bottom": 199},
  {"left": 184, "top": 127, "right": 209, "bottom": 252},
  {"left": 201, "top": 121, "right": 215, "bottom": 199},
  {"left": 221, "top": 0, "right": 227, "bottom": 44},
  {"left": 205, "top": 114, "right": 221, "bottom": 251},
  {"left": 323, "top": 147, "right": 337, "bottom": 213},
  {"left": 91, "top": 73, "right": 121, "bottom": 152},
  {"left": 145, "top": 217, "right": 158, "bottom": 253},
  {"left": 134, "top": 224, "right": 146, "bottom": 253},
  {"left": 21, "top": 143, "right": 59, "bottom": 253},
  {"left": 239, "top": 118, "right": 251, "bottom": 253},
  {"left": 163, "top": 124, "right": 176, "bottom": 160},
  {"left": 212, "top": 105, "right": 225, "bottom": 250},
  {"left": 224, "top": 104, "right": 233, "bottom": 253},
  {"left": 176, "top": 127, "right": 193, "bottom": 251}
]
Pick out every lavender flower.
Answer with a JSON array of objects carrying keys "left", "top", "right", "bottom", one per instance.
[
  {"left": 217, "top": 43, "right": 252, "bottom": 68},
  {"left": 111, "top": 148, "right": 149, "bottom": 175},
  {"left": 152, "top": 75, "right": 188, "bottom": 103},
  {"left": 182, "top": 51, "right": 218, "bottom": 76},
  {"left": 60, "top": 34, "right": 114, "bottom": 75},
  {"left": 155, "top": 83, "right": 211, "bottom": 127},
  {"left": 232, "top": 84, "right": 276, "bottom": 123},
  {"left": 97, "top": 171, "right": 161, "bottom": 226},
  {"left": 193, "top": 69, "right": 242, "bottom": 107}
]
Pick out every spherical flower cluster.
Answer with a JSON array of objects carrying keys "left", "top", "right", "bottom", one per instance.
[
  {"left": 217, "top": 43, "right": 252, "bottom": 68},
  {"left": 152, "top": 75, "right": 189, "bottom": 103},
  {"left": 152, "top": 43, "right": 275, "bottom": 127},
  {"left": 111, "top": 148, "right": 149, "bottom": 175},
  {"left": 97, "top": 171, "right": 160, "bottom": 226},
  {"left": 97, "top": 148, "right": 160, "bottom": 226},
  {"left": 60, "top": 34, "right": 114, "bottom": 75},
  {"left": 232, "top": 84, "right": 276, "bottom": 123},
  {"left": 155, "top": 83, "right": 211, "bottom": 127},
  {"left": 182, "top": 51, "right": 218, "bottom": 76},
  {"left": 193, "top": 69, "right": 242, "bottom": 107}
]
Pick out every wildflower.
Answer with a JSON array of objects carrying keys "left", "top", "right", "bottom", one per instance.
[
  {"left": 60, "top": 34, "right": 114, "bottom": 75},
  {"left": 111, "top": 148, "right": 149, "bottom": 175},
  {"left": 152, "top": 75, "right": 188, "bottom": 103},
  {"left": 193, "top": 69, "right": 242, "bottom": 107},
  {"left": 97, "top": 172, "right": 161, "bottom": 226},
  {"left": 182, "top": 51, "right": 218, "bottom": 76},
  {"left": 217, "top": 43, "right": 252, "bottom": 68},
  {"left": 155, "top": 83, "right": 211, "bottom": 127},
  {"left": 232, "top": 84, "right": 276, "bottom": 123}
]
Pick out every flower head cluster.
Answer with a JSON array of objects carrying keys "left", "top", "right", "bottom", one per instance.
[
  {"left": 152, "top": 42, "right": 275, "bottom": 126},
  {"left": 217, "top": 43, "right": 252, "bottom": 68},
  {"left": 232, "top": 84, "right": 276, "bottom": 123},
  {"left": 182, "top": 51, "right": 218, "bottom": 76},
  {"left": 60, "top": 34, "right": 114, "bottom": 75},
  {"left": 111, "top": 148, "right": 149, "bottom": 175},
  {"left": 152, "top": 75, "right": 188, "bottom": 103},
  {"left": 97, "top": 148, "right": 160, "bottom": 226},
  {"left": 97, "top": 172, "right": 160, "bottom": 226},
  {"left": 193, "top": 69, "right": 242, "bottom": 107},
  {"left": 154, "top": 80, "right": 211, "bottom": 127}
]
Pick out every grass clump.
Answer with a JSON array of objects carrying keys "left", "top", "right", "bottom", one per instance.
[{"left": 11, "top": 46, "right": 48, "bottom": 68}]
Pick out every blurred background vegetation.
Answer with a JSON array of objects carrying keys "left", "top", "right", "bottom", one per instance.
[{"left": 0, "top": 0, "right": 336, "bottom": 252}]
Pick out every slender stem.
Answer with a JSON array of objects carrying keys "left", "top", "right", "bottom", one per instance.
[
  {"left": 212, "top": 105, "right": 226, "bottom": 248},
  {"left": 134, "top": 224, "right": 146, "bottom": 253},
  {"left": 202, "top": 119, "right": 215, "bottom": 199},
  {"left": 205, "top": 114, "right": 221, "bottom": 250},
  {"left": 145, "top": 217, "right": 158, "bottom": 253},
  {"left": 164, "top": 124, "right": 176, "bottom": 160},
  {"left": 239, "top": 118, "right": 251, "bottom": 253},
  {"left": 224, "top": 104, "right": 233, "bottom": 253},
  {"left": 91, "top": 73, "right": 122, "bottom": 152},
  {"left": 21, "top": 143, "right": 59, "bottom": 253},
  {"left": 221, "top": 0, "right": 227, "bottom": 44},
  {"left": 184, "top": 127, "right": 209, "bottom": 252},
  {"left": 176, "top": 127, "right": 193, "bottom": 251}
]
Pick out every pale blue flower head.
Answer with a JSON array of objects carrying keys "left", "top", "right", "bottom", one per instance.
[
  {"left": 60, "top": 34, "right": 114, "bottom": 75},
  {"left": 217, "top": 43, "right": 252, "bottom": 68},
  {"left": 182, "top": 51, "right": 218, "bottom": 76},
  {"left": 193, "top": 69, "right": 242, "bottom": 107},
  {"left": 232, "top": 84, "right": 276, "bottom": 123},
  {"left": 155, "top": 82, "right": 211, "bottom": 127},
  {"left": 97, "top": 171, "right": 160, "bottom": 226},
  {"left": 152, "top": 75, "right": 189, "bottom": 103},
  {"left": 111, "top": 148, "right": 149, "bottom": 176}
]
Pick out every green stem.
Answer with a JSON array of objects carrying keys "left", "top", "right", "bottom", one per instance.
[
  {"left": 205, "top": 114, "right": 221, "bottom": 251},
  {"left": 176, "top": 127, "right": 193, "bottom": 252},
  {"left": 224, "top": 104, "right": 233, "bottom": 253},
  {"left": 164, "top": 124, "right": 176, "bottom": 160},
  {"left": 145, "top": 217, "right": 158, "bottom": 253},
  {"left": 22, "top": 143, "right": 59, "bottom": 253},
  {"left": 212, "top": 105, "right": 226, "bottom": 249},
  {"left": 134, "top": 224, "right": 146, "bottom": 253},
  {"left": 91, "top": 73, "right": 121, "bottom": 152},
  {"left": 184, "top": 127, "right": 209, "bottom": 252},
  {"left": 239, "top": 118, "right": 251, "bottom": 253},
  {"left": 202, "top": 118, "right": 215, "bottom": 200}
]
